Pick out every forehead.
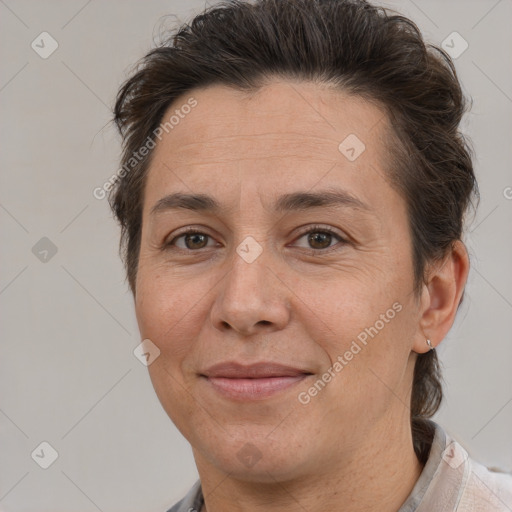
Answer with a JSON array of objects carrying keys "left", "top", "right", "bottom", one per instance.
[
  {"left": 143, "top": 80, "right": 395, "bottom": 214},
  {"left": 165, "top": 80, "right": 385, "bottom": 154}
]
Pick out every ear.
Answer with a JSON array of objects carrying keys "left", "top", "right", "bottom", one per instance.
[{"left": 412, "top": 240, "right": 470, "bottom": 354}]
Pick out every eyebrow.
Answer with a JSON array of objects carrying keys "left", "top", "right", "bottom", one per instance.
[
  {"left": 149, "top": 189, "right": 370, "bottom": 217},
  {"left": 150, "top": 193, "right": 222, "bottom": 216},
  {"left": 274, "top": 190, "right": 369, "bottom": 213}
]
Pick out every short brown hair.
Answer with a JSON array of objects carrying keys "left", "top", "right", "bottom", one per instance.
[{"left": 110, "top": 0, "right": 478, "bottom": 461}]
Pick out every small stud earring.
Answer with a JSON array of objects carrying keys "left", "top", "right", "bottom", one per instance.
[{"left": 426, "top": 338, "right": 434, "bottom": 351}]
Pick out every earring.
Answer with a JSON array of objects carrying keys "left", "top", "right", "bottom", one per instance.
[{"left": 426, "top": 338, "right": 434, "bottom": 351}]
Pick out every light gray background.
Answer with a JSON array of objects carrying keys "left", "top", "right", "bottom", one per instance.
[{"left": 1, "top": 1, "right": 511, "bottom": 511}]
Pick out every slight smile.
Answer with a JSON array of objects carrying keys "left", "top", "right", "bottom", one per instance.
[{"left": 200, "top": 362, "right": 313, "bottom": 401}]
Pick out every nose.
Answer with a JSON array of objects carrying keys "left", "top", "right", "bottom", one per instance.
[{"left": 209, "top": 243, "right": 291, "bottom": 336}]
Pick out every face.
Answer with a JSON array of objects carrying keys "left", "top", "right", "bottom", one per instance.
[{"left": 135, "top": 80, "right": 424, "bottom": 482}]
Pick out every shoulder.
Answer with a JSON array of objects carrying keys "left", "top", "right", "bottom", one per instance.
[
  {"left": 404, "top": 422, "right": 512, "bottom": 512},
  {"left": 165, "top": 480, "right": 203, "bottom": 512},
  {"left": 441, "top": 432, "right": 512, "bottom": 511},
  {"left": 461, "top": 456, "right": 512, "bottom": 511}
]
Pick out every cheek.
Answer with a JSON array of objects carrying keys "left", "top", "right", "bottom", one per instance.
[
  {"left": 135, "top": 266, "right": 200, "bottom": 363},
  {"left": 134, "top": 270, "right": 203, "bottom": 430},
  {"left": 312, "top": 273, "right": 417, "bottom": 402}
]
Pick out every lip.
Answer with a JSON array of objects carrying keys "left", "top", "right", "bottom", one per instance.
[
  {"left": 200, "top": 362, "right": 313, "bottom": 401},
  {"left": 202, "top": 361, "right": 312, "bottom": 378}
]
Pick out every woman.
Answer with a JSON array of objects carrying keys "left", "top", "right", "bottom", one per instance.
[{"left": 109, "top": 0, "right": 512, "bottom": 510}]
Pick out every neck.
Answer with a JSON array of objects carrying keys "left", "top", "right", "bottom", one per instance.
[{"left": 194, "top": 413, "right": 424, "bottom": 512}]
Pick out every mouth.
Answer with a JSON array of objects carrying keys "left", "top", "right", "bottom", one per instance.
[{"left": 200, "top": 361, "right": 313, "bottom": 401}]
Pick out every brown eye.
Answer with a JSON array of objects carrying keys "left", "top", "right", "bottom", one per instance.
[
  {"left": 307, "top": 231, "right": 333, "bottom": 250},
  {"left": 183, "top": 233, "right": 209, "bottom": 250},
  {"left": 293, "top": 226, "right": 348, "bottom": 253},
  {"left": 166, "top": 229, "right": 216, "bottom": 251}
]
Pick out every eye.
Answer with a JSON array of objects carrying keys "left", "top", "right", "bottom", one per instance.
[
  {"left": 292, "top": 225, "right": 347, "bottom": 253},
  {"left": 166, "top": 228, "right": 217, "bottom": 251},
  {"left": 164, "top": 225, "right": 348, "bottom": 254}
]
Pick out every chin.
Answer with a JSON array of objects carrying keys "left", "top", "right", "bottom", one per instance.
[{"left": 194, "top": 428, "right": 317, "bottom": 483}]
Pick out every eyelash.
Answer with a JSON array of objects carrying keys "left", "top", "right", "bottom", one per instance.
[{"left": 164, "top": 225, "right": 348, "bottom": 255}]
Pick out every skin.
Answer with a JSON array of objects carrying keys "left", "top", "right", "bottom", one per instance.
[{"left": 134, "top": 80, "right": 469, "bottom": 512}]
